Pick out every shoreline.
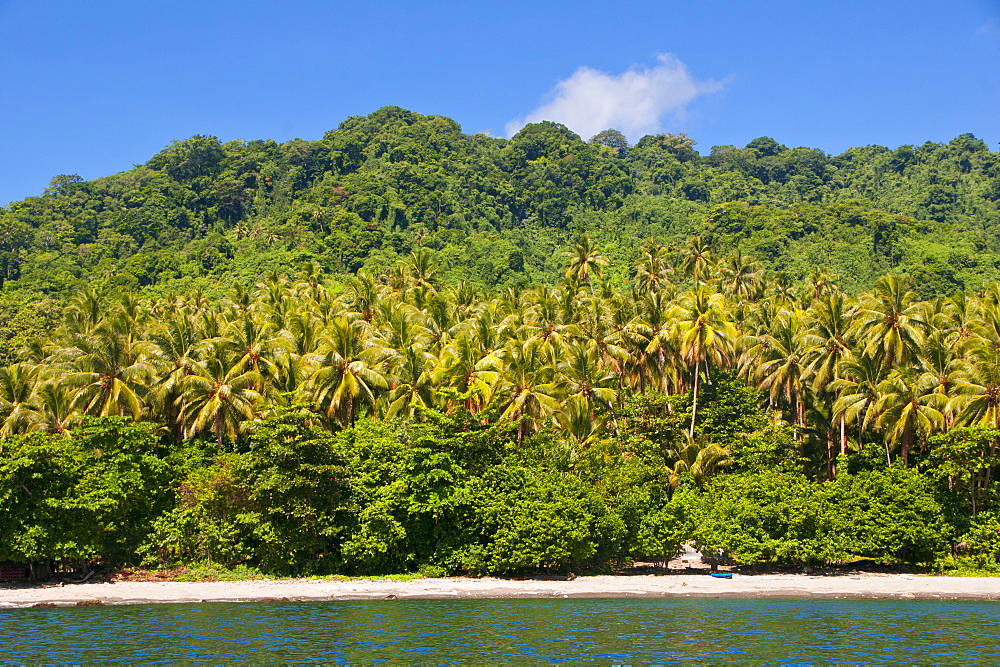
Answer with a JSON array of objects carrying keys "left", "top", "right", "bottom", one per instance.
[{"left": 3, "top": 573, "right": 1000, "bottom": 607}]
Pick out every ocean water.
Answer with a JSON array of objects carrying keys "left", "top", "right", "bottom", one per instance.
[{"left": 2, "top": 597, "right": 999, "bottom": 663}]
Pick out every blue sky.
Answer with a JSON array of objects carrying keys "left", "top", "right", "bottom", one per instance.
[{"left": 2, "top": 0, "right": 998, "bottom": 205}]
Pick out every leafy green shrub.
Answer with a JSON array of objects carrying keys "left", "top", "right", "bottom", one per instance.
[
  {"left": 691, "top": 471, "right": 841, "bottom": 565},
  {"left": 170, "top": 561, "right": 265, "bottom": 582},
  {"left": 142, "top": 411, "right": 349, "bottom": 575},
  {"left": 444, "top": 465, "right": 618, "bottom": 575},
  {"left": 825, "top": 467, "right": 948, "bottom": 565},
  {"left": 631, "top": 487, "right": 694, "bottom": 565},
  {"left": 139, "top": 454, "right": 256, "bottom": 568},
  {"left": 959, "top": 512, "right": 1000, "bottom": 567},
  {"left": 1, "top": 418, "right": 172, "bottom": 568},
  {"left": 416, "top": 564, "right": 448, "bottom": 578}
]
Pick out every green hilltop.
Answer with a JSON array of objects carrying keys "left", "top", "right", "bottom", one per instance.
[{"left": 2, "top": 106, "right": 998, "bottom": 299}]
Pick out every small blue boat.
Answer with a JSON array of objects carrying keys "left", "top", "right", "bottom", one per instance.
[{"left": 710, "top": 572, "right": 733, "bottom": 579}]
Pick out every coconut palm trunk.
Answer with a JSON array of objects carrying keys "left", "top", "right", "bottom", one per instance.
[{"left": 689, "top": 358, "right": 700, "bottom": 439}]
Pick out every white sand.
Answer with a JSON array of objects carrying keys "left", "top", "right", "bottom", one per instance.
[{"left": 3, "top": 573, "right": 1000, "bottom": 607}]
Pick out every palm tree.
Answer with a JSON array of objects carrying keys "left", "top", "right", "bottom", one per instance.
[
  {"left": 719, "top": 249, "right": 762, "bottom": 300},
  {"left": 150, "top": 309, "right": 201, "bottom": 376},
  {"left": 579, "top": 294, "right": 631, "bottom": 390},
  {"left": 287, "top": 309, "right": 323, "bottom": 358},
  {"left": 26, "top": 382, "right": 78, "bottom": 435},
  {"left": 558, "top": 282, "right": 585, "bottom": 327},
  {"left": 553, "top": 394, "right": 605, "bottom": 449},
  {"left": 496, "top": 337, "right": 561, "bottom": 444},
  {"left": 255, "top": 273, "right": 293, "bottom": 331},
  {"left": 64, "top": 288, "right": 105, "bottom": 335},
  {"left": 679, "top": 236, "right": 713, "bottom": 287},
  {"left": 297, "top": 259, "right": 328, "bottom": 303},
  {"left": 805, "top": 268, "right": 837, "bottom": 301},
  {"left": 404, "top": 247, "right": 440, "bottom": 290},
  {"left": 446, "top": 280, "right": 480, "bottom": 320},
  {"left": 830, "top": 353, "right": 885, "bottom": 452},
  {"left": 270, "top": 350, "right": 310, "bottom": 406},
  {"left": 0, "top": 363, "right": 39, "bottom": 436},
  {"left": 112, "top": 292, "right": 149, "bottom": 331},
  {"left": 422, "top": 293, "right": 462, "bottom": 353},
  {"left": 63, "top": 325, "right": 156, "bottom": 420},
  {"left": 948, "top": 343, "right": 1000, "bottom": 430},
  {"left": 343, "top": 272, "right": 383, "bottom": 324},
  {"left": 434, "top": 334, "right": 500, "bottom": 414},
  {"left": 146, "top": 309, "right": 208, "bottom": 440},
  {"left": 196, "top": 305, "right": 225, "bottom": 340},
  {"left": 375, "top": 300, "right": 430, "bottom": 352},
  {"left": 919, "top": 331, "right": 967, "bottom": 410},
  {"left": 872, "top": 367, "right": 945, "bottom": 466},
  {"left": 227, "top": 283, "right": 254, "bottom": 315},
  {"left": 770, "top": 271, "right": 798, "bottom": 306},
  {"left": 854, "top": 274, "right": 927, "bottom": 372},
  {"left": 628, "top": 290, "right": 682, "bottom": 395},
  {"left": 562, "top": 234, "right": 609, "bottom": 296},
  {"left": 222, "top": 314, "right": 285, "bottom": 388},
  {"left": 744, "top": 309, "right": 812, "bottom": 437},
  {"left": 307, "top": 316, "right": 388, "bottom": 426},
  {"left": 666, "top": 435, "right": 732, "bottom": 488},
  {"left": 177, "top": 341, "right": 262, "bottom": 447},
  {"left": 554, "top": 340, "right": 618, "bottom": 412},
  {"left": 466, "top": 302, "right": 514, "bottom": 357},
  {"left": 804, "top": 293, "right": 854, "bottom": 394},
  {"left": 497, "top": 286, "right": 524, "bottom": 318},
  {"left": 521, "top": 287, "right": 583, "bottom": 349},
  {"left": 676, "top": 288, "right": 737, "bottom": 438},
  {"left": 384, "top": 343, "right": 437, "bottom": 419},
  {"left": 932, "top": 292, "right": 981, "bottom": 349},
  {"left": 634, "top": 239, "right": 671, "bottom": 295},
  {"left": 804, "top": 292, "right": 855, "bottom": 472}
]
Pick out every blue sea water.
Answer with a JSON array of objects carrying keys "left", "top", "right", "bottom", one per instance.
[{"left": 2, "top": 598, "right": 999, "bottom": 663}]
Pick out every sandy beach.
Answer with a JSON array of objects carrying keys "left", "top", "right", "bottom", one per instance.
[{"left": 3, "top": 573, "right": 1000, "bottom": 607}]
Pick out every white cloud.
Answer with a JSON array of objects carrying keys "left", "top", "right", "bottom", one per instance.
[
  {"left": 976, "top": 19, "right": 1000, "bottom": 38},
  {"left": 505, "top": 54, "right": 723, "bottom": 141}
]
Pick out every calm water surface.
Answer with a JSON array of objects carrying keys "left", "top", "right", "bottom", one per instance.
[{"left": 2, "top": 598, "right": 1000, "bottom": 663}]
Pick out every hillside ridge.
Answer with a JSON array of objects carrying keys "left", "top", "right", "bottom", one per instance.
[{"left": 1, "top": 106, "right": 997, "bottom": 299}]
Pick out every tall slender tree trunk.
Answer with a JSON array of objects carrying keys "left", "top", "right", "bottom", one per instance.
[
  {"left": 972, "top": 469, "right": 978, "bottom": 517},
  {"left": 902, "top": 426, "right": 912, "bottom": 467},
  {"left": 836, "top": 419, "right": 846, "bottom": 477},
  {"left": 658, "top": 349, "right": 667, "bottom": 399},
  {"left": 689, "top": 358, "right": 700, "bottom": 439},
  {"left": 986, "top": 435, "right": 996, "bottom": 490},
  {"left": 826, "top": 431, "right": 834, "bottom": 480}
]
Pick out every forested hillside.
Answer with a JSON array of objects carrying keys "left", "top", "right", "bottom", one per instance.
[
  {"left": 2, "top": 106, "right": 998, "bottom": 301},
  {"left": 3, "top": 107, "right": 1000, "bottom": 579}
]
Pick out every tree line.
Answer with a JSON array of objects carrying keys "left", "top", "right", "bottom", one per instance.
[{"left": 2, "top": 239, "right": 999, "bottom": 576}]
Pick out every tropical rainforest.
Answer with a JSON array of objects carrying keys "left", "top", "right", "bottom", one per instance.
[{"left": 2, "top": 106, "right": 1000, "bottom": 578}]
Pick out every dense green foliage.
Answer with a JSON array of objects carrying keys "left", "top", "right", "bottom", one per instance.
[
  {"left": 2, "top": 107, "right": 998, "bottom": 304},
  {"left": 3, "top": 108, "right": 1000, "bottom": 577},
  {"left": 2, "top": 246, "right": 1000, "bottom": 575}
]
